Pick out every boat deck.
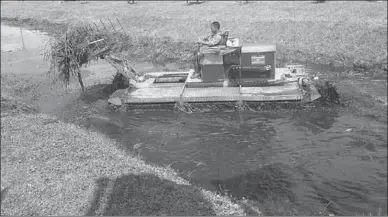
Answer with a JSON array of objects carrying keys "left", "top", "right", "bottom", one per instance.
[{"left": 109, "top": 68, "right": 321, "bottom": 105}]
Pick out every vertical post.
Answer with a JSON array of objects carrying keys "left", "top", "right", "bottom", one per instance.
[
  {"left": 305, "top": 59, "right": 308, "bottom": 72},
  {"left": 77, "top": 69, "right": 85, "bottom": 92},
  {"left": 19, "top": 0, "right": 26, "bottom": 50},
  {"left": 19, "top": 26, "right": 26, "bottom": 50},
  {"left": 236, "top": 84, "right": 244, "bottom": 111}
]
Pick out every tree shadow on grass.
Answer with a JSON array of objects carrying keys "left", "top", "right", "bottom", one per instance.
[{"left": 86, "top": 173, "right": 216, "bottom": 216}]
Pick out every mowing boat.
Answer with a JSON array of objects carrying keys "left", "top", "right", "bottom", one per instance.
[{"left": 108, "top": 40, "right": 321, "bottom": 109}]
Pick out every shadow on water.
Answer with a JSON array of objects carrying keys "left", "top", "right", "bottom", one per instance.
[
  {"left": 78, "top": 84, "right": 115, "bottom": 104},
  {"left": 209, "top": 163, "right": 295, "bottom": 203},
  {"left": 78, "top": 73, "right": 130, "bottom": 104},
  {"left": 85, "top": 173, "right": 216, "bottom": 216},
  {"left": 289, "top": 108, "right": 339, "bottom": 134}
]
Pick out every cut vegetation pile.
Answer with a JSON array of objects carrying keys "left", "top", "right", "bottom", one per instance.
[
  {"left": 44, "top": 22, "right": 133, "bottom": 91},
  {"left": 44, "top": 22, "right": 197, "bottom": 91}
]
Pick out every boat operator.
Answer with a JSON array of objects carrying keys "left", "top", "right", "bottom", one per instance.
[{"left": 192, "top": 21, "right": 223, "bottom": 78}]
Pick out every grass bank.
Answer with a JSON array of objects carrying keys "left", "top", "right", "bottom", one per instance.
[
  {"left": 1, "top": 1, "right": 387, "bottom": 73},
  {"left": 1, "top": 109, "right": 247, "bottom": 216}
]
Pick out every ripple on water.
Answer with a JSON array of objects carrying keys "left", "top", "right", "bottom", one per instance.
[{"left": 82, "top": 96, "right": 387, "bottom": 215}]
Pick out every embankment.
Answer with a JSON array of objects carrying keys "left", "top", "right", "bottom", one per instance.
[{"left": 1, "top": 1, "right": 387, "bottom": 74}]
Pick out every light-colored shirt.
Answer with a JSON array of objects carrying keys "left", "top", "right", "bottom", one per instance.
[{"left": 204, "top": 32, "right": 222, "bottom": 46}]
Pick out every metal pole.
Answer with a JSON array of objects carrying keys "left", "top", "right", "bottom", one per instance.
[
  {"left": 19, "top": 27, "right": 26, "bottom": 50},
  {"left": 19, "top": 1, "right": 26, "bottom": 50}
]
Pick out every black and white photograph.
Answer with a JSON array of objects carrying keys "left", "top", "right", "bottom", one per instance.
[{"left": 1, "top": 0, "right": 387, "bottom": 216}]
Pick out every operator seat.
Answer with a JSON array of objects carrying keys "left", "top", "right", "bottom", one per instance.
[{"left": 191, "top": 31, "right": 230, "bottom": 79}]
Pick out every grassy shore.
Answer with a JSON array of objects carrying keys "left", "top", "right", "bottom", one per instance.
[
  {"left": 1, "top": 1, "right": 387, "bottom": 73},
  {"left": 1, "top": 107, "right": 248, "bottom": 216}
]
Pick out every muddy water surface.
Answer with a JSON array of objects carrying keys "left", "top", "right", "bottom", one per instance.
[
  {"left": 93, "top": 107, "right": 387, "bottom": 215},
  {"left": 2, "top": 24, "right": 387, "bottom": 215}
]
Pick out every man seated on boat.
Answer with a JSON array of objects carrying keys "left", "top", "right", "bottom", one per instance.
[
  {"left": 192, "top": 21, "right": 224, "bottom": 78},
  {"left": 199, "top": 21, "right": 223, "bottom": 47}
]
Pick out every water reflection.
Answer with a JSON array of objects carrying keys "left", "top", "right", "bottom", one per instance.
[
  {"left": 209, "top": 163, "right": 295, "bottom": 203},
  {"left": 289, "top": 109, "right": 339, "bottom": 134}
]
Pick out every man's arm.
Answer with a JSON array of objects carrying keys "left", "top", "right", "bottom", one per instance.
[
  {"left": 200, "top": 34, "right": 222, "bottom": 47},
  {"left": 207, "top": 34, "right": 222, "bottom": 46}
]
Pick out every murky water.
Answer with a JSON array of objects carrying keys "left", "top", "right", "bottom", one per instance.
[
  {"left": 2, "top": 24, "right": 387, "bottom": 215},
  {"left": 87, "top": 107, "right": 386, "bottom": 215}
]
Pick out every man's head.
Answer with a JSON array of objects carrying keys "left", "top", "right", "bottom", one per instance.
[{"left": 210, "top": 21, "right": 220, "bottom": 34}]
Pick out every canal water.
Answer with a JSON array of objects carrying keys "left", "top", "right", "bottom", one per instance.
[
  {"left": 89, "top": 107, "right": 387, "bottom": 215},
  {"left": 2, "top": 24, "right": 387, "bottom": 215}
]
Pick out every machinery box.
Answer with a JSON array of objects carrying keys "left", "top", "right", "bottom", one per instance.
[{"left": 238, "top": 44, "right": 276, "bottom": 80}]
